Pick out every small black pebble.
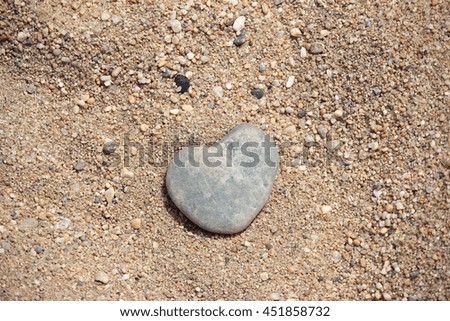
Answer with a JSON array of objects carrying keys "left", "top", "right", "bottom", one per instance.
[
  {"left": 266, "top": 84, "right": 273, "bottom": 90},
  {"left": 103, "top": 141, "right": 117, "bottom": 155},
  {"left": 174, "top": 74, "right": 190, "bottom": 94},
  {"left": 297, "top": 109, "right": 307, "bottom": 118},
  {"left": 250, "top": 89, "right": 264, "bottom": 99},
  {"left": 233, "top": 32, "right": 246, "bottom": 46}
]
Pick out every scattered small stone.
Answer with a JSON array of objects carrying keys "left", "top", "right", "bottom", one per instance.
[
  {"left": 34, "top": 246, "right": 45, "bottom": 254},
  {"left": 284, "top": 125, "right": 296, "bottom": 134},
  {"left": 182, "top": 104, "right": 193, "bottom": 112},
  {"left": 101, "top": 12, "right": 111, "bottom": 21},
  {"left": 100, "top": 75, "right": 112, "bottom": 87},
  {"left": 260, "top": 272, "right": 269, "bottom": 281},
  {"left": 111, "top": 15, "right": 121, "bottom": 25},
  {"left": 73, "top": 161, "right": 86, "bottom": 172},
  {"left": 331, "top": 251, "right": 342, "bottom": 263},
  {"left": 269, "top": 293, "right": 281, "bottom": 301},
  {"left": 121, "top": 167, "right": 134, "bottom": 179},
  {"left": 410, "top": 271, "right": 420, "bottom": 279},
  {"left": 26, "top": 84, "right": 36, "bottom": 94},
  {"left": 286, "top": 76, "right": 295, "bottom": 88},
  {"left": 372, "top": 86, "right": 382, "bottom": 96},
  {"left": 321, "top": 205, "right": 332, "bottom": 215},
  {"left": 131, "top": 218, "right": 142, "bottom": 230},
  {"left": 174, "top": 74, "right": 190, "bottom": 93},
  {"left": 111, "top": 67, "right": 122, "bottom": 78},
  {"left": 300, "top": 47, "right": 308, "bottom": 58},
  {"left": 140, "top": 123, "right": 149, "bottom": 132},
  {"left": 317, "top": 125, "right": 328, "bottom": 139},
  {"left": 233, "top": 16, "right": 246, "bottom": 32},
  {"left": 297, "top": 110, "right": 307, "bottom": 118},
  {"left": 95, "top": 271, "right": 109, "bottom": 284},
  {"left": 19, "top": 218, "right": 38, "bottom": 230},
  {"left": 250, "top": 89, "right": 264, "bottom": 99},
  {"left": 233, "top": 32, "right": 246, "bottom": 46},
  {"left": 213, "top": 86, "right": 224, "bottom": 97},
  {"left": 382, "top": 292, "right": 392, "bottom": 301},
  {"left": 380, "top": 227, "right": 388, "bottom": 235},
  {"left": 103, "top": 140, "right": 117, "bottom": 155},
  {"left": 169, "top": 19, "right": 182, "bottom": 33},
  {"left": 386, "top": 203, "right": 394, "bottom": 213},
  {"left": 105, "top": 187, "right": 115, "bottom": 205},
  {"left": 55, "top": 218, "right": 71, "bottom": 230},
  {"left": 310, "top": 42, "right": 325, "bottom": 54},
  {"left": 333, "top": 109, "right": 344, "bottom": 119},
  {"left": 395, "top": 201, "right": 404, "bottom": 210},
  {"left": 290, "top": 28, "right": 301, "bottom": 38},
  {"left": 17, "top": 31, "right": 27, "bottom": 43}
]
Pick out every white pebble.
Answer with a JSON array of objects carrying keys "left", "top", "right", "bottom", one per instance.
[
  {"left": 213, "top": 86, "right": 224, "bottom": 97},
  {"left": 300, "top": 47, "right": 308, "bottom": 58},
  {"left": 321, "top": 205, "right": 332, "bottom": 214},
  {"left": 286, "top": 76, "right": 295, "bottom": 88},
  {"left": 186, "top": 52, "right": 195, "bottom": 60},
  {"left": 105, "top": 188, "right": 115, "bottom": 205},
  {"left": 269, "top": 293, "right": 281, "bottom": 301},
  {"left": 233, "top": 16, "right": 246, "bottom": 32},
  {"left": 101, "top": 12, "right": 111, "bottom": 21},
  {"left": 17, "top": 31, "right": 27, "bottom": 42},
  {"left": 170, "top": 19, "right": 182, "bottom": 33}
]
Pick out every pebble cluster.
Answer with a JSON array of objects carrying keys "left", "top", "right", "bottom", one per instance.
[{"left": 0, "top": 0, "right": 448, "bottom": 301}]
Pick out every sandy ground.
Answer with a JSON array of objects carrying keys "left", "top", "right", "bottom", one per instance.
[{"left": 0, "top": 0, "right": 449, "bottom": 300}]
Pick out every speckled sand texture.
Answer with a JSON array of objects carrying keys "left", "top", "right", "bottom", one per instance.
[{"left": 0, "top": 0, "right": 448, "bottom": 300}]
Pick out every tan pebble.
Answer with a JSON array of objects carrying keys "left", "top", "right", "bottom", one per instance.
[
  {"left": 320, "top": 29, "right": 330, "bottom": 37},
  {"left": 334, "top": 109, "right": 344, "bottom": 118},
  {"left": 380, "top": 227, "right": 388, "bottom": 235},
  {"left": 386, "top": 203, "right": 394, "bottom": 213},
  {"left": 284, "top": 125, "right": 296, "bottom": 134},
  {"left": 80, "top": 94, "right": 90, "bottom": 102},
  {"left": 395, "top": 201, "right": 404, "bottom": 210},
  {"left": 382, "top": 292, "right": 392, "bottom": 301},
  {"left": 182, "top": 104, "right": 193, "bottom": 112},
  {"left": 131, "top": 218, "right": 141, "bottom": 230},
  {"left": 73, "top": 105, "right": 80, "bottom": 114},
  {"left": 121, "top": 167, "right": 134, "bottom": 179},
  {"left": 95, "top": 271, "right": 109, "bottom": 284},
  {"left": 260, "top": 272, "right": 269, "bottom": 281},
  {"left": 290, "top": 28, "right": 302, "bottom": 38},
  {"left": 111, "top": 67, "right": 122, "bottom": 78},
  {"left": 128, "top": 95, "right": 136, "bottom": 104},
  {"left": 140, "top": 124, "right": 149, "bottom": 132},
  {"left": 86, "top": 97, "right": 95, "bottom": 105},
  {"left": 262, "top": 3, "right": 269, "bottom": 14}
]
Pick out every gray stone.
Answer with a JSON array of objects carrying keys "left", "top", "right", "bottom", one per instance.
[
  {"left": 166, "top": 124, "right": 278, "bottom": 234},
  {"left": 310, "top": 42, "right": 325, "bottom": 54},
  {"left": 19, "top": 218, "right": 38, "bottom": 230}
]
